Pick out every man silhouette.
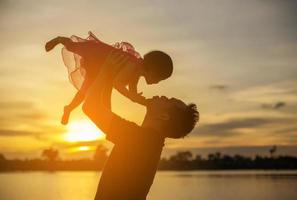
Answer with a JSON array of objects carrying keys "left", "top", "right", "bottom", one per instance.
[{"left": 83, "top": 51, "right": 199, "bottom": 200}]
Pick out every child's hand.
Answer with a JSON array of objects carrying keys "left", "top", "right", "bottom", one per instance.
[
  {"left": 130, "top": 92, "right": 146, "bottom": 104},
  {"left": 45, "top": 37, "right": 60, "bottom": 52}
]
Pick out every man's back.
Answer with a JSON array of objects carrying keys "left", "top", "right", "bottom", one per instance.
[{"left": 95, "top": 116, "right": 164, "bottom": 200}]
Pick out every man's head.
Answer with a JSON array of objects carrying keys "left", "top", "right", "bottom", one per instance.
[
  {"left": 142, "top": 96, "right": 199, "bottom": 138},
  {"left": 143, "top": 51, "right": 173, "bottom": 84}
]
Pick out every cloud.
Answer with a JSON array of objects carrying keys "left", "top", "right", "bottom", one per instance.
[
  {"left": 274, "top": 127, "right": 297, "bottom": 134},
  {"left": 0, "top": 100, "right": 49, "bottom": 124},
  {"left": 274, "top": 102, "right": 286, "bottom": 109},
  {"left": 18, "top": 112, "right": 46, "bottom": 120},
  {"left": 46, "top": 140, "right": 111, "bottom": 153},
  {"left": 0, "top": 101, "right": 33, "bottom": 110},
  {"left": 0, "top": 129, "right": 40, "bottom": 137},
  {"left": 65, "top": 140, "right": 106, "bottom": 148},
  {"left": 194, "top": 117, "right": 289, "bottom": 137},
  {"left": 0, "top": 0, "right": 9, "bottom": 9},
  {"left": 210, "top": 84, "right": 228, "bottom": 90},
  {"left": 261, "top": 101, "right": 286, "bottom": 110}
]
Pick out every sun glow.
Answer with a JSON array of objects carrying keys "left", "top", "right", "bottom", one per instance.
[
  {"left": 78, "top": 146, "right": 91, "bottom": 151},
  {"left": 65, "top": 120, "right": 105, "bottom": 142},
  {"left": 68, "top": 145, "right": 95, "bottom": 153}
]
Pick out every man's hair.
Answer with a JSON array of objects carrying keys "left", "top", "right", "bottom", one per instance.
[
  {"left": 143, "top": 50, "right": 173, "bottom": 80},
  {"left": 164, "top": 103, "right": 199, "bottom": 138}
]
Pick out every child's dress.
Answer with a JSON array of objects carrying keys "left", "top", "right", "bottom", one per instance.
[{"left": 61, "top": 31, "right": 143, "bottom": 90}]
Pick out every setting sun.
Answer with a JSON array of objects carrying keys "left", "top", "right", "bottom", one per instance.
[{"left": 65, "top": 120, "right": 105, "bottom": 142}]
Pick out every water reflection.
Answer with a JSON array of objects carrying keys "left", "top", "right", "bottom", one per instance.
[{"left": 0, "top": 171, "right": 296, "bottom": 200}]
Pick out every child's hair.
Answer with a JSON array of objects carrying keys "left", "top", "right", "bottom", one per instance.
[{"left": 143, "top": 51, "right": 173, "bottom": 81}]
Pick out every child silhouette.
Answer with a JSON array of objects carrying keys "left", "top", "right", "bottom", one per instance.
[{"left": 45, "top": 31, "right": 173, "bottom": 125}]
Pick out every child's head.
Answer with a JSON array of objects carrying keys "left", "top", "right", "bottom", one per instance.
[{"left": 143, "top": 51, "right": 173, "bottom": 84}]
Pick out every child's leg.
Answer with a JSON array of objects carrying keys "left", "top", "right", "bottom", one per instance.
[
  {"left": 61, "top": 106, "right": 71, "bottom": 125},
  {"left": 61, "top": 90, "right": 85, "bottom": 125}
]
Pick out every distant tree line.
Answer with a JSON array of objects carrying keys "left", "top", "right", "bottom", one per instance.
[
  {"left": 0, "top": 146, "right": 296, "bottom": 171},
  {"left": 0, "top": 145, "right": 108, "bottom": 171},
  {"left": 158, "top": 151, "right": 297, "bottom": 170}
]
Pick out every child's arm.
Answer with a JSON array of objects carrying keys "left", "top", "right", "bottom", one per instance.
[
  {"left": 45, "top": 37, "right": 71, "bottom": 52},
  {"left": 61, "top": 78, "right": 91, "bottom": 124},
  {"left": 114, "top": 78, "right": 146, "bottom": 106},
  {"left": 128, "top": 78, "right": 147, "bottom": 106},
  {"left": 45, "top": 36, "right": 89, "bottom": 57},
  {"left": 114, "top": 84, "right": 130, "bottom": 99},
  {"left": 128, "top": 77, "right": 138, "bottom": 96},
  {"left": 113, "top": 61, "right": 147, "bottom": 105}
]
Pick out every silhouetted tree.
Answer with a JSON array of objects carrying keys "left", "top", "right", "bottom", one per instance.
[
  {"left": 208, "top": 152, "right": 222, "bottom": 161},
  {"left": 194, "top": 155, "right": 202, "bottom": 162},
  {"left": 170, "top": 151, "right": 193, "bottom": 162},
  {"left": 1, "top": 151, "right": 297, "bottom": 171},
  {"left": 269, "top": 145, "right": 277, "bottom": 157},
  {"left": 208, "top": 153, "right": 215, "bottom": 161},
  {"left": 42, "top": 148, "right": 59, "bottom": 161},
  {"left": 0, "top": 153, "right": 6, "bottom": 161},
  {"left": 215, "top": 152, "right": 221, "bottom": 159}
]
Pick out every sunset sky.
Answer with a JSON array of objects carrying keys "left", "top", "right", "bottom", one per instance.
[{"left": 0, "top": 0, "right": 296, "bottom": 159}]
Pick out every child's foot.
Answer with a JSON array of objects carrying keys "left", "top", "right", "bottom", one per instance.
[
  {"left": 45, "top": 37, "right": 60, "bottom": 52},
  {"left": 61, "top": 107, "right": 70, "bottom": 125},
  {"left": 61, "top": 114, "right": 69, "bottom": 125}
]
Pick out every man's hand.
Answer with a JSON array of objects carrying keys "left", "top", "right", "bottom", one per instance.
[{"left": 83, "top": 50, "right": 131, "bottom": 134}]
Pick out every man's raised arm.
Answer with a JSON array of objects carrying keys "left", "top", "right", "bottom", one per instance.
[{"left": 82, "top": 51, "right": 130, "bottom": 133}]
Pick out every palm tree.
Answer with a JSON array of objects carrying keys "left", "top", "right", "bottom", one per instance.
[{"left": 269, "top": 145, "right": 277, "bottom": 158}]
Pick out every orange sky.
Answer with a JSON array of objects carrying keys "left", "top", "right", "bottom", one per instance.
[{"left": 0, "top": 0, "right": 296, "bottom": 159}]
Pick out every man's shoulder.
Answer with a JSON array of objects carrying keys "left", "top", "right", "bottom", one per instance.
[
  {"left": 108, "top": 115, "right": 164, "bottom": 145},
  {"left": 136, "top": 127, "right": 165, "bottom": 146}
]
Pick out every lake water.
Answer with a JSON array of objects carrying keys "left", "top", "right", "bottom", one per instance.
[{"left": 0, "top": 171, "right": 296, "bottom": 200}]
